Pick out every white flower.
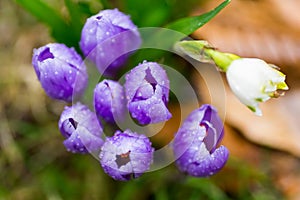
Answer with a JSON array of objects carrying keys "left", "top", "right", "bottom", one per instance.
[{"left": 226, "top": 58, "right": 288, "bottom": 116}]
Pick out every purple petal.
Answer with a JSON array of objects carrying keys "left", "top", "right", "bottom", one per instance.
[
  {"left": 32, "top": 43, "right": 88, "bottom": 102},
  {"left": 173, "top": 104, "right": 229, "bottom": 177},
  {"left": 58, "top": 102, "right": 104, "bottom": 154},
  {"left": 79, "top": 9, "right": 141, "bottom": 76},
  {"left": 99, "top": 130, "right": 154, "bottom": 181},
  {"left": 128, "top": 85, "right": 172, "bottom": 124},
  {"left": 125, "top": 62, "right": 169, "bottom": 102},
  {"left": 63, "top": 127, "right": 104, "bottom": 154},
  {"left": 201, "top": 104, "right": 224, "bottom": 148},
  {"left": 180, "top": 145, "right": 229, "bottom": 177},
  {"left": 94, "top": 80, "right": 126, "bottom": 123},
  {"left": 124, "top": 61, "right": 171, "bottom": 124}
]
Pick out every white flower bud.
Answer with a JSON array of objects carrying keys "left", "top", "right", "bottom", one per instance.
[{"left": 226, "top": 58, "right": 288, "bottom": 116}]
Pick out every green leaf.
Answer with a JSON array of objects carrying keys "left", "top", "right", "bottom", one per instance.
[
  {"left": 64, "top": 0, "right": 85, "bottom": 45},
  {"left": 129, "top": 0, "right": 231, "bottom": 64},
  {"left": 123, "top": 0, "right": 172, "bottom": 27},
  {"left": 64, "top": 0, "right": 83, "bottom": 27},
  {"left": 14, "top": 0, "right": 66, "bottom": 29},
  {"left": 165, "top": 0, "right": 231, "bottom": 35},
  {"left": 14, "top": 0, "right": 80, "bottom": 50},
  {"left": 99, "top": 0, "right": 112, "bottom": 9},
  {"left": 185, "top": 177, "right": 230, "bottom": 200}
]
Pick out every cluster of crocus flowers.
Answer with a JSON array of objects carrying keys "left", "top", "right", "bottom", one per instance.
[
  {"left": 32, "top": 9, "right": 229, "bottom": 181},
  {"left": 175, "top": 40, "right": 289, "bottom": 116}
]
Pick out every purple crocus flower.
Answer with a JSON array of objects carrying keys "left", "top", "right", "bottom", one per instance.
[
  {"left": 32, "top": 43, "right": 88, "bottom": 102},
  {"left": 58, "top": 102, "right": 104, "bottom": 154},
  {"left": 99, "top": 129, "right": 154, "bottom": 181},
  {"left": 94, "top": 79, "right": 126, "bottom": 123},
  {"left": 79, "top": 9, "right": 141, "bottom": 76},
  {"left": 173, "top": 104, "right": 229, "bottom": 177},
  {"left": 124, "top": 61, "right": 172, "bottom": 125}
]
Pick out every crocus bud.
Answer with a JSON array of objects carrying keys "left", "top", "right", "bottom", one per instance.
[
  {"left": 173, "top": 104, "right": 229, "bottom": 177},
  {"left": 79, "top": 9, "right": 141, "bottom": 76},
  {"left": 93, "top": 79, "right": 126, "bottom": 123},
  {"left": 58, "top": 102, "right": 104, "bottom": 154},
  {"left": 32, "top": 43, "right": 88, "bottom": 102},
  {"left": 226, "top": 58, "right": 289, "bottom": 116},
  {"left": 124, "top": 61, "right": 172, "bottom": 125},
  {"left": 99, "top": 129, "right": 154, "bottom": 181}
]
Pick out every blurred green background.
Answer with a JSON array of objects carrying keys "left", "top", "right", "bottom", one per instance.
[{"left": 1, "top": 0, "right": 298, "bottom": 199}]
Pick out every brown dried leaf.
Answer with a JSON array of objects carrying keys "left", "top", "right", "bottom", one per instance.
[{"left": 192, "top": 0, "right": 300, "bottom": 68}]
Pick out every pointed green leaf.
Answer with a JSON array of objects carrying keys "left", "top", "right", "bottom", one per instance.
[
  {"left": 135, "top": 0, "right": 230, "bottom": 62},
  {"left": 165, "top": 0, "right": 231, "bottom": 35}
]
